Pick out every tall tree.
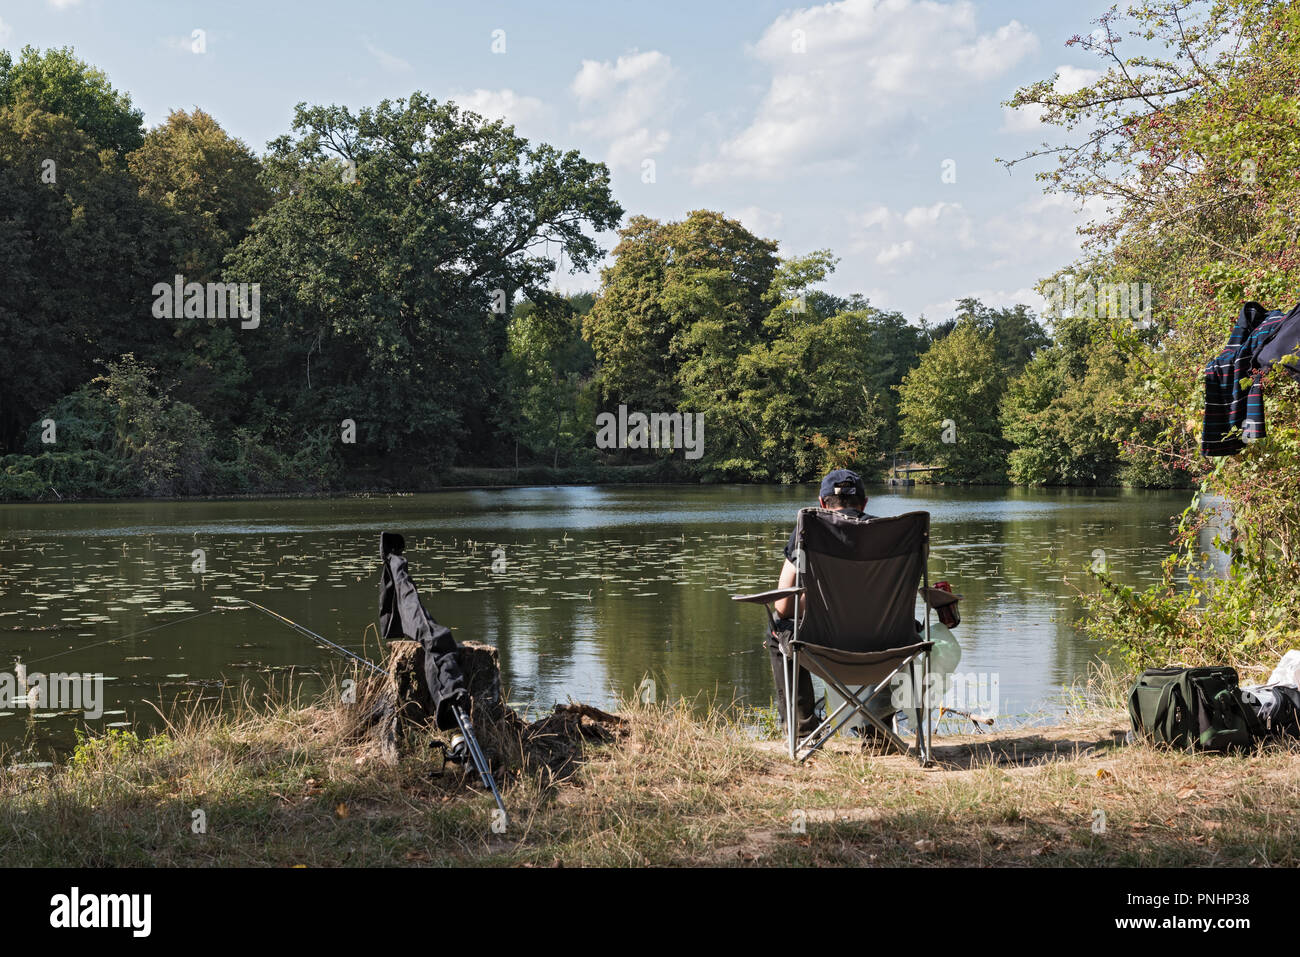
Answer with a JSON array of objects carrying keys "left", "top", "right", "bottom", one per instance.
[
  {"left": 0, "top": 97, "right": 172, "bottom": 452},
  {"left": 583, "top": 215, "right": 677, "bottom": 412},
  {"left": 125, "top": 109, "right": 272, "bottom": 430},
  {"left": 897, "top": 320, "right": 1007, "bottom": 482},
  {"left": 502, "top": 293, "right": 597, "bottom": 468},
  {"left": 585, "top": 211, "right": 779, "bottom": 410},
  {"left": 128, "top": 108, "right": 270, "bottom": 279},
  {"left": 0, "top": 46, "right": 144, "bottom": 155},
  {"left": 225, "top": 93, "right": 622, "bottom": 472},
  {"left": 925, "top": 297, "right": 1049, "bottom": 374},
  {"left": 1004, "top": 0, "right": 1300, "bottom": 664}
]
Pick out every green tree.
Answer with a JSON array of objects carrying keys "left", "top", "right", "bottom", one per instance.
[
  {"left": 128, "top": 108, "right": 270, "bottom": 278},
  {"left": 585, "top": 211, "right": 779, "bottom": 472},
  {"left": 225, "top": 93, "right": 622, "bottom": 474},
  {"left": 585, "top": 210, "right": 779, "bottom": 418},
  {"left": 123, "top": 109, "right": 272, "bottom": 431},
  {"left": 90, "top": 354, "right": 215, "bottom": 495},
  {"left": 0, "top": 46, "right": 144, "bottom": 155},
  {"left": 924, "top": 298, "right": 1049, "bottom": 374},
  {"left": 1001, "top": 344, "right": 1129, "bottom": 485},
  {"left": 588, "top": 223, "right": 926, "bottom": 480},
  {"left": 898, "top": 320, "right": 1007, "bottom": 482},
  {"left": 735, "top": 305, "right": 901, "bottom": 480},
  {"left": 0, "top": 96, "right": 173, "bottom": 452},
  {"left": 502, "top": 294, "right": 597, "bottom": 468},
  {"left": 1004, "top": 0, "right": 1300, "bottom": 664},
  {"left": 583, "top": 216, "right": 676, "bottom": 412}
]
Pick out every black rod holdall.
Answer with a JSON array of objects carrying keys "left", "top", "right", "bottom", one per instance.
[{"left": 1127, "top": 666, "right": 1263, "bottom": 752}]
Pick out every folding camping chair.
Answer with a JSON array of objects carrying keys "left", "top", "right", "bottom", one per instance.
[{"left": 733, "top": 508, "right": 934, "bottom": 765}]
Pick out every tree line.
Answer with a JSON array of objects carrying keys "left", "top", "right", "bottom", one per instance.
[{"left": 1, "top": 43, "right": 1188, "bottom": 500}]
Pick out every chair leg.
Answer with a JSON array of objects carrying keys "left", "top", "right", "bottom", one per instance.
[
  {"left": 819, "top": 674, "right": 911, "bottom": 756},
  {"left": 915, "top": 653, "right": 933, "bottom": 767},
  {"left": 913, "top": 658, "right": 923, "bottom": 763},
  {"left": 924, "top": 696, "right": 933, "bottom": 766},
  {"left": 788, "top": 654, "right": 932, "bottom": 763},
  {"left": 796, "top": 696, "right": 860, "bottom": 763},
  {"left": 925, "top": 660, "right": 934, "bottom": 764},
  {"left": 787, "top": 648, "right": 797, "bottom": 761}
]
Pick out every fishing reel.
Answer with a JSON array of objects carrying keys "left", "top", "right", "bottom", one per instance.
[{"left": 430, "top": 733, "right": 470, "bottom": 768}]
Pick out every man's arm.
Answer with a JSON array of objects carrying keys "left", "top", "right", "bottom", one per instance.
[{"left": 773, "top": 558, "right": 799, "bottom": 618}]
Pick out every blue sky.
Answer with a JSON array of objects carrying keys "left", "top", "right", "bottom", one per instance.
[{"left": 0, "top": 0, "right": 1119, "bottom": 320}]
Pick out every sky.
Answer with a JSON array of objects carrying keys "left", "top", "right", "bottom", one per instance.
[{"left": 0, "top": 0, "right": 1120, "bottom": 321}]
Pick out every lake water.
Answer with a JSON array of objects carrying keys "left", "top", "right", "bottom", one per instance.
[{"left": 0, "top": 484, "right": 1192, "bottom": 758}]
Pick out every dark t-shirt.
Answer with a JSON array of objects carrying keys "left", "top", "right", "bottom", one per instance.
[{"left": 782, "top": 508, "right": 871, "bottom": 562}]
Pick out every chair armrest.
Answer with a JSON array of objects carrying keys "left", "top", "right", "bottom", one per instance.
[{"left": 731, "top": 587, "right": 804, "bottom": 605}]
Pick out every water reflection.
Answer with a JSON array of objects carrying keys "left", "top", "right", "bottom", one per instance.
[{"left": 0, "top": 484, "right": 1190, "bottom": 756}]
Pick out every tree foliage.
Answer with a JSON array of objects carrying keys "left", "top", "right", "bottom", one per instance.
[
  {"left": 129, "top": 108, "right": 270, "bottom": 278},
  {"left": 1, "top": 40, "right": 1222, "bottom": 503},
  {"left": 225, "top": 94, "right": 622, "bottom": 474},
  {"left": 0, "top": 94, "right": 173, "bottom": 453},
  {"left": 0, "top": 45, "right": 143, "bottom": 155},
  {"left": 1005, "top": 0, "right": 1300, "bottom": 665},
  {"left": 898, "top": 320, "right": 1008, "bottom": 483}
]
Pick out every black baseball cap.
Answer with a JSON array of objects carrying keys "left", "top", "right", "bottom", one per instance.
[{"left": 819, "top": 469, "right": 865, "bottom": 500}]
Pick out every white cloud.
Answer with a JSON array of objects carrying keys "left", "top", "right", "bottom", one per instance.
[
  {"left": 981, "top": 191, "right": 1109, "bottom": 269},
  {"left": 841, "top": 190, "right": 1110, "bottom": 313},
  {"left": 1002, "top": 64, "right": 1102, "bottom": 133},
  {"left": 856, "top": 204, "right": 892, "bottom": 231},
  {"left": 951, "top": 20, "right": 1039, "bottom": 80},
  {"left": 922, "top": 287, "right": 1045, "bottom": 319},
  {"left": 46, "top": 0, "right": 81, "bottom": 7},
  {"left": 0, "top": 17, "right": 11, "bottom": 41},
  {"left": 849, "top": 192, "right": 1107, "bottom": 267},
  {"left": 848, "top": 200, "right": 974, "bottom": 270},
  {"left": 603, "top": 127, "right": 670, "bottom": 170},
  {"left": 364, "top": 40, "right": 411, "bottom": 74},
  {"left": 694, "top": 0, "right": 1038, "bottom": 182},
  {"left": 875, "top": 240, "right": 915, "bottom": 266},
  {"left": 162, "top": 32, "right": 212, "bottom": 55},
  {"left": 732, "top": 205, "right": 785, "bottom": 238},
  {"left": 449, "top": 89, "right": 546, "bottom": 130},
  {"left": 570, "top": 50, "right": 677, "bottom": 171}
]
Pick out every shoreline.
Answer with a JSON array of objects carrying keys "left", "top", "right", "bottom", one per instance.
[
  {"left": 0, "top": 476, "right": 1187, "bottom": 507},
  {"left": 2, "top": 682, "right": 1294, "bottom": 867}
]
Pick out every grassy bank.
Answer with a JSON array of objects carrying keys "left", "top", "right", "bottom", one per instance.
[{"left": 1, "top": 677, "right": 1297, "bottom": 867}]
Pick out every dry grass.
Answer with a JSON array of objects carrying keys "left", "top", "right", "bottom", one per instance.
[{"left": 0, "top": 668, "right": 1296, "bottom": 867}]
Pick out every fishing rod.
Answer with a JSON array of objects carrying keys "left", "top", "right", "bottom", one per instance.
[
  {"left": 238, "top": 598, "right": 386, "bottom": 677},
  {"left": 235, "top": 597, "right": 508, "bottom": 824},
  {"left": 453, "top": 706, "right": 508, "bottom": 827}
]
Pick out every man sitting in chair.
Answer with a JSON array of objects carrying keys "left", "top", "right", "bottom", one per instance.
[{"left": 768, "top": 469, "right": 893, "bottom": 736}]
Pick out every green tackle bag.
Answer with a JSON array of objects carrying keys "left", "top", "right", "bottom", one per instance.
[{"left": 1127, "top": 667, "right": 1262, "bottom": 752}]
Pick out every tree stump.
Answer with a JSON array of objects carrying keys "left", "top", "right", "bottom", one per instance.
[
  {"left": 355, "top": 638, "right": 626, "bottom": 778},
  {"left": 381, "top": 639, "right": 501, "bottom": 724},
  {"left": 386, "top": 640, "right": 431, "bottom": 725},
  {"left": 459, "top": 641, "right": 503, "bottom": 720}
]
